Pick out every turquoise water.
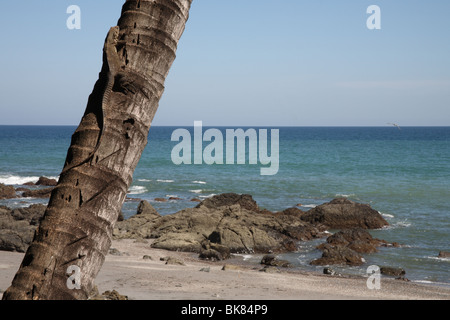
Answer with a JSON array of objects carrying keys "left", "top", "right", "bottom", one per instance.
[{"left": 0, "top": 125, "right": 449, "bottom": 285}]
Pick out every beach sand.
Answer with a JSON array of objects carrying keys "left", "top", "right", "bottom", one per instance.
[{"left": 1, "top": 239, "right": 449, "bottom": 300}]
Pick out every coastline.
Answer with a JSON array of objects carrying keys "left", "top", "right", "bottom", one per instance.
[{"left": 1, "top": 239, "right": 449, "bottom": 300}]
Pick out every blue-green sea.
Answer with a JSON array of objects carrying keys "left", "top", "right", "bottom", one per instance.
[{"left": 0, "top": 125, "right": 449, "bottom": 286}]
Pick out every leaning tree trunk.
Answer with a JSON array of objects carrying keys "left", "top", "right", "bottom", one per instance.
[{"left": 3, "top": 0, "right": 192, "bottom": 300}]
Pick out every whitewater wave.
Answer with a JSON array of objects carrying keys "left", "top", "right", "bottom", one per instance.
[
  {"left": 379, "top": 212, "right": 395, "bottom": 218},
  {"left": 157, "top": 179, "right": 174, "bottom": 183},
  {"left": 0, "top": 175, "right": 58, "bottom": 185},
  {"left": 190, "top": 189, "right": 203, "bottom": 194},
  {"left": 335, "top": 193, "right": 356, "bottom": 198},
  {"left": 199, "top": 193, "right": 216, "bottom": 199},
  {"left": 127, "top": 186, "right": 148, "bottom": 195},
  {"left": 300, "top": 204, "right": 317, "bottom": 208},
  {"left": 192, "top": 181, "right": 207, "bottom": 184},
  {"left": 383, "top": 219, "right": 412, "bottom": 229},
  {"left": 137, "top": 179, "right": 151, "bottom": 182},
  {"left": 427, "top": 256, "right": 450, "bottom": 262}
]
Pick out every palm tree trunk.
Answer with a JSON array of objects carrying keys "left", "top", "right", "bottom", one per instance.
[{"left": 2, "top": 0, "right": 192, "bottom": 300}]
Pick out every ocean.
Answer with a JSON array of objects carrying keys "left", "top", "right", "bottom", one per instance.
[{"left": 0, "top": 125, "right": 449, "bottom": 286}]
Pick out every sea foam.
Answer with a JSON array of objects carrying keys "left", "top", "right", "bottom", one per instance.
[
  {"left": 0, "top": 175, "right": 58, "bottom": 185},
  {"left": 127, "top": 186, "right": 148, "bottom": 195}
]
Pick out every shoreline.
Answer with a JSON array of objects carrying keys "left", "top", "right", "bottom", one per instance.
[{"left": 1, "top": 239, "right": 449, "bottom": 300}]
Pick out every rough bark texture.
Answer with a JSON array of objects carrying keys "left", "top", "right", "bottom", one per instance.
[{"left": 3, "top": 0, "right": 192, "bottom": 300}]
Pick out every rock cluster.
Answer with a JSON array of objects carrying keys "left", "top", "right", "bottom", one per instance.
[
  {"left": 114, "top": 193, "right": 393, "bottom": 267},
  {"left": 1, "top": 191, "right": 396, "bottom": 272},
  {"left": 0, "top": 204, "right": 46, "bottom": 252},
  {"left": 311, "top": 228, "right": 399, "bottom": 266},
  {"left": 114, "top": 193, "right": 329, "bottom": 255},
  {"left": 300, "top": 198, "right": 389, "bottom": 229},
  {"left": 0, "top": 177, "right": 58, "bottom": 200},
  {"left": 0, "top": 184, "right": 16, "bottom": 200}
]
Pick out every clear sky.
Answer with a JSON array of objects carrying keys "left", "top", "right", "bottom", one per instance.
[{"left": 0, "top": 0, "right": 449, "bottom": 126}]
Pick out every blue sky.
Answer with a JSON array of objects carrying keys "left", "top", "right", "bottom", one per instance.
[{"left": 0, "top": 0, "right": 449, "bottom": 126}]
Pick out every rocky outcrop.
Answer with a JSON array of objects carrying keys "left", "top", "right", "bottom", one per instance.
[
  {"left": 318, "top": 228, "right": 397, "bottom": 254},
  {"left": 0, "top": 183, "right": 16, "bottom": 199},
  {"left": 380, "top": 267, "right": 406, "bottom": 277},
  {"left": 310, "top": 244, "right": 365, "bottom": 266},
  {"left": 199, "top": 240, "right": 231, "bottom": 261},
  {"left": 196, "top": 193, "right": 260, "bottom": 212},
  {"left": 114, "top": 193, "right": 328, "bottom": 255},
  {"left": 0, "top": 205, "right": 46, "bottom": 252},
  {"left": 35, "top": 176, "right": 58, "bottom": 186},
  {"left": 21, "top": 187, "right": 54, "bottom": 198},
  {"left": 311, "top": 228, "right": 399, "bottom": 266},
  {"left": 437, "top": 251, "right": 450, "bottom": 259},
  {"left": 260, "top": 254, "right": 292, "bottom": 268},
  {"left": 300, "top": 198, "right": 389, "bottom": 229},
  {"left": 113, "top": 200, "right": 161, "bottom": 239},
  {"left": 114, "top": 194, "right": 396, "bottom": 262},
  {"left": 9, "top": 204, "right": 46, "bottom": 226}
]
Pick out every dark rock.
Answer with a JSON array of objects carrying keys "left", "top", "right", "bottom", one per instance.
[
  {"left": 21, "top": 187, "right": 54, "bottom": 198},
  {"left": 318, "top": 229, "right": 381, "bottom": 254},
  {"left": 90, "top": 289, "right": 128, "bottom": 300},
  {"left": 380, "top": 267, "right": 406, "bottom": 277},
  {"left": 0, "top": 183, "right": 16, "bottom": 199},
  {"left": 196, "top": 193, "right": 260, "bottom": 212},
  {"left": 317, "top": 228, "right": 400, "bottom": 262},
  {"left": 260, "top": 254, "right": 277, "bottom": 265},
  {"left": 0, "top": 204, "right": 46, "bottom": 252},
  {"left": 35, "top": 176, "right": 58, "bottom": 186},
  {"left": 136, "top": 200, "right": 160, "bottom": 218},
  {"left": 0, "top": 210, "right": 35, "bottom": 252},
  {"left": 437, "top": 251, "right": 450, "bottom": 259},
  {"left": 113, "top": 201, "right": 160, "bottom": 239},
  {"left": 10, "top": 204, "right": 46, "bottom": 226},
  {"left": 190, "top": 198, "right": 201, "bottom": 202},
  {"left": 169, "top": 197, "right": 182, "bottom": 200},
  {"left": 260, "top": 254, "right": 292, "bottom": 268},
  {"left": 199, "top": 240, "right": 231, "bottom": 261},
  {"left": 154, "top": 198, "right": 167, "bottom": 202},
  {"left": 199, "top": 249, "right": 224, "bottom": 261},
  {"left": 143, "top": 255, "right": 153, "bottom": 260},
  {"left": 310, "top": 244, "right": 364, "bottom": 266},
  {"left": 323, "top": 267, "right": 336, "bottom": 275},
  {"left": 108, "top": 248, "right": 122, "bottom": 256},
  {"left": 221, "top": 264, "right": 243, "bottom": 271},
  {"left": 312, "top": 228, "right": 399, "bottom": 266},
  {"left": 165, "top": 257, "right": 185, "bottom": 266},
  {"left": 300, "top": 198, "right": 389, "bottom": 229}
]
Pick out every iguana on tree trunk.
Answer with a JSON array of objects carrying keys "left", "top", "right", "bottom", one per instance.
[{"left": 62, "top": 26, "right": 121, "bottom": 173}]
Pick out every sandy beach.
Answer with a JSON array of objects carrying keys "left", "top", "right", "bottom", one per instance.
[{"left": 1, "top": 239, "right": 449, "bottom": 300}]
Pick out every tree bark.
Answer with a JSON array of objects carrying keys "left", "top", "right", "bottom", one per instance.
[{"left": 3, "top": 0, "right": 192, "bottom": 300}]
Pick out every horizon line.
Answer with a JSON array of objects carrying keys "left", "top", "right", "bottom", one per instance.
[{"left": 0, "top": 124, "right": 449, "bottom": 128}]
